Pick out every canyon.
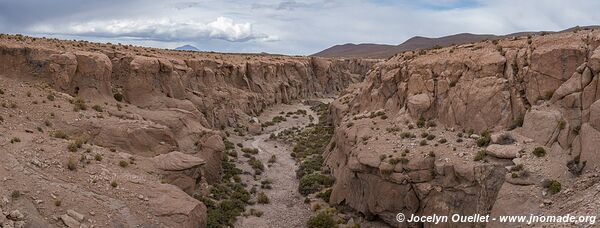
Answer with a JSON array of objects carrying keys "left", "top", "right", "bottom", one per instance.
[{"left": 0, "top": 28, "right": 599, "bottom": 228}]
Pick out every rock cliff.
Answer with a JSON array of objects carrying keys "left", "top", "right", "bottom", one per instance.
[
  {"left": 326, "top": 29, "right": 600, "bottom": 227},
  {"left": 0, "top": 35, "right": 376, "bottom": 227}
]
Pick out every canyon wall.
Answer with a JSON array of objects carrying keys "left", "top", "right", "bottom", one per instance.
[
  {"left": 0, "top": 36, "right": 376, "bottom": 227},
  {"left": 326, "top": 30, "right": 600, "bottom": 227}
]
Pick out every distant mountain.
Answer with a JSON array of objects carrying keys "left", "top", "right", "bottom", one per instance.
[
  {"left": 312, "top": 26, "right": 600, "bottom": 59},
  {"left": 175, "top": 45, "right": 199, "bottom": 51}
]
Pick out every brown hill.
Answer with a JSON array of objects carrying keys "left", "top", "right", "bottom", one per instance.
[{"left": 313, "top": 26, "right": 600, "bottom": 59}]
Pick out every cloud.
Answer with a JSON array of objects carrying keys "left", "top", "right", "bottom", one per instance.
[{"left": 31, "top": 17, "right": 278, "bottom": 42}]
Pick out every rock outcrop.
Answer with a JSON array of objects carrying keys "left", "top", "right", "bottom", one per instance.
[
  {"left": 0, "top": 35, "right": 377, "bottom": 228},
  {"left": 326, "top": 29, "right": 600, "bottom": 227}
]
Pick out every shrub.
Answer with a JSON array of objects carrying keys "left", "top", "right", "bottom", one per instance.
[
  {"left": 497, "top": 133, "right": 515, "bottom": 145},
  {"left": 248, "top": 157, "right": 264, "bottom": 172},
  {"left": 119, "top": 160, "right": 129, "bottom": 168},
  {"left": 268, "top": 155, "right": 277, "bottom": 163},
  {"left": 94, "top": 154, "right": 103, "bottom": 161},
  {"left": 111, "top": 181, "right": 118, "bottom": 188},
  {"left": 67, "top": 142, "right": 79, "bottom": 152},
  {"left": 476, "top": 135, "right": 491, "bottom": 147},
  {"left": 47, "top": 94, "right": 55, "bottom": 101},
  {"left": 257, "top": 192, "right": 270, "bottom": 204},
  {"left": 419, "top": 140, "right": 427, "bottom": 146},
  {"left": 241, "top": 147, "right": 259, "bottom": 154},
  {"left": 438, "top": 138, "right": 447, "bottom": 144},
  {"left": 11, "top": 190, "right": 21, "bottom": 198},
  {"left": 316, "top": 189, "right": 332, "bottom": 202},
  {"left": 114, "top": 93, "right": 124, "bottom": 102},
  {"left": 223, "top": 139, "right": 235, "bottom": 150},
  {"left": 53, "top": 130, "right": 68, "bottom": 139},
  {"left": 474, "top": 150, "right": 487, "bottom": 161},
  {"left": 54, "top": 199, "right": 62, "bottom": 207},
  {"left": 532, "top": 147, "right": 546, "bottom": 157},
  {"left": 299, "top": 173, "right": 334, "bottom": 195},
  {"left": 546, "top": 180, "right": 561, "bottom": 194},
  {"left": 307, "top": 211, "right": 336, "bottom": 228},
  {"left": 297, "top": 155, "right": 324, "bottom": 178},
  {"left": 66, "top": 156, "right": 78, "bottom": 170},
  {"left": 426, "top": 134, "right": 436, "bottom": 140},
  {"left": 558, "top": 120, "right": 566, "bottom": 130},
  {"left": 416, "top": 117, "right": 426, "bottom": 128},
  {"left": 72, "top": 97, "right": 87, "bottom": 111},
  {"left": 92, "top": 105, "right": 103, "bottom": 112},
  {"left": 543, "top": 90, "right": 554, "bottom": 100}
]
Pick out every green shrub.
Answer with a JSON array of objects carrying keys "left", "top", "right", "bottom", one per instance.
[
  {"left": 297, "top": 155, "right": 323, "bottom": 178},
  {"left": 67, "top": 156, "right": 78, "bottom": 171},
  {"left": 248, "top": 157, "right": 264, "bottom": 172},
  {"left": 474, "top": 150, "right": 487, "bottom": 161},
  {"left": 497, "top": 133, "right": 515, "bottom": 145},
  {"left": 299, "top": 173, "right": 335, "bottom": 195},
  {"left": 307, "top": 211, "right": 336, "bottom": 228},
  {"left": 47, "top": 94, "right": 55, "bottom": 101},
  {"left": 53, "top": 130, "right": 68, "bottom": 139},
  {"left": 416, "top": 117, "right": 426, "bottom": 128},
  {"left": 476, "top": 134, "right": 491, "bottom": 147},
  {"left": 257, "top": 192, "right": 270, "bottom": 204},
  {"left": 72, "top": 97, "right": 87, "bottom": 111},
  {"left": 426, "top": 134, "right": 436, "bottom": 140},
  {"left": 241, "top": 147, "right": 259, "bottom": 154},
  {"left": 119, "top": 160, "right": 129, "bottom": 168},
  {"left": 92, "top": 105, "right": 103, "bottom": 112},
  {"left": 438, "top": 138, "right": 447, "bottom": 144},
  {"left": 419, "top": 140, "right": 427, "bottom": 146},
  {"left": 316, "top": 189, "right": 332, "bottom": 202},
  {"left": 223, "top": 139, "right": 235, "bottom": 150},
  {"left": 268, "top": 155, "right": 277, "bottom": 163},
  {"left": 532, "top": 147, "right": 546, "bottom": 157},
  {"left": 546, "top": 180, "right": 561, "bottom": 194},
  {"left": 113, "top": 93, "right": 124, "bottom": 102}
]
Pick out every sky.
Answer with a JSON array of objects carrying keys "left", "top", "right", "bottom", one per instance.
[{"left": 0, "top": 0, "right": 598, "bottom": 55}]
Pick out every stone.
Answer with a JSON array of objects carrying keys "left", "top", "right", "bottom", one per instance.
[
  {"left": 60, "top": 214, "right": 80, "bottom": 228},
  {"left": 151, "top": 151, "right": 205, "bottom": 171},
  {"left": 521, "top": 109, "right": 561, "bottom": 146},
  {"left": 66, "top": 209, "right": 84, "bottom": 222},
  {"left": 486, "top": 144, "right": 522, "bottom": 159}
]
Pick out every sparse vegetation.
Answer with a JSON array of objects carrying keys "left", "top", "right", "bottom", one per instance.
[
  {"left": 532, "top": 147, "right": 546, "bottom": 157},
  {"left": 544, "top": 180, "right": 561, "bottom": 194},
  {"left": 474, "top": 150, "right": 487, "bottom": 161},
  {"left": 257, "top": 192, "right": 270, "bottom": 204},
  {"left": 92, "top": 104, "right": 103, "bottom": 112},
  {"left": 119, "top": 160, "right": 129, "bottom": 168},
  {"left": 307, "top": 210, "right": 336, "bottom": 228},
  {"left": 52, "top": 130, "right": 68, "bottom": 139},
  {"left": 476, "top": 130, "right": 491, "bottom": 147},
  {"left": 241, "top": 147, "right": 259, "bottom": 154},
  {"left": 114, "top": 93, "right": 124, "bottom": 102},
  {"left": 66, "top": 156, "right": 78, "bottom": 170},
  {"left": 72, "top": 97, "right": 87, "bottom": 111},
  {"left": 299, "top": 173, "right": 334, "bottom": 195},
  {"left": 497, "top": 133, "right": 515, "bottom": 145}
]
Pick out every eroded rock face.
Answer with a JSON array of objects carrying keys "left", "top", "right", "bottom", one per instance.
[
  {"left": 327, "top": 30, "right": 600, "bottom": 227},
  {"left": 0, "top": 37, "right": 377, "bottom": 228}
]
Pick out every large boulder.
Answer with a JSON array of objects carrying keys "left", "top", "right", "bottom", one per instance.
[
  {"left": 152, "top": 151, "right": 205, "bottom": 171},
  {"left": 521, "top": 109, "right": 561, "bottom": 146},
  {"left": 149, "top": 184, "right": 207, "bottom": 228},
  {"left": 486, "top": 144, "right": 522, "bottom": 159}
]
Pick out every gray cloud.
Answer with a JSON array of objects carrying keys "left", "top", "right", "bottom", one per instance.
[{"left": 31, "top": 17, "right": 278, "bottom": 42}]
